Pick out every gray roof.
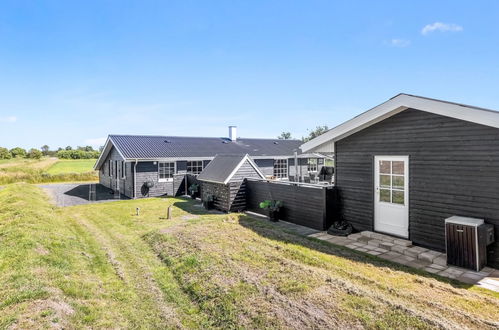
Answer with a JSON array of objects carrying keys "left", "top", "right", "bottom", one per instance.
[
  {"left": 109, "top": 134, "right": 303, "bottom": 159},
  {"left": 196, "top": 154, "right": 264, "bottom": 184}
]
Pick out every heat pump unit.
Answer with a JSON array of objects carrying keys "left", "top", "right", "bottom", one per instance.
[{"left": 445, "top": 216, "right": 494, "bottom": 271}]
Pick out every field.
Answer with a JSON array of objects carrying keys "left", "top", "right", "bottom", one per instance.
[
  {"left": 1, "top": 183, "right": 498, "bottom": 329},
  {"left": 0, "top": 158, "right": 97, "bottom": 184}
]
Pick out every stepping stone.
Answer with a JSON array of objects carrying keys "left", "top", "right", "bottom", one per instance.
[
  {"left": 367, "top": 250, "right": 382, "bottom": 256},
  {"left": 427, "top": 263, "right": 447, "bottom": 271},
  {"left": 404, "top": 246, "right": 428, "bottom": 258},
  {"left": 393, "top": 238, "right": 412, "bottom": 247},
  {"left": 379, "top": 242, "right": 395, "bottom": 250},
  {"left": 360, "top": 231, "right": 374, "bottom": 238},
  {"left": 367, "top": 239, "right": 382, "bottom": 247},
  {"left": 425, "top": 266, "right": 442, "bottom": 274},
  {"left": 391, "top": 245, "right": 409, "bottom": 254},
  {"left": 418, "top": 250, "right": 443, "bottom": 263},
  {"left": 433, "top": 256, "right": 447, "bottom": 266}
]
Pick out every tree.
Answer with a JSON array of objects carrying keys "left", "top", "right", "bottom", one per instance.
[
  {"left": 65, "top": 146, "right": 72, "bottom": 150},
  {"left": 0, "top": 147, "right": 11, "bottom": 159},
  {"left": 41, "top": 145, "right": 50, "bottom": 156},
  {"left": 10, "top": 147, "right": 27, "bottom": 158},
  {"left": 27, "top": 148, "right": 43, "bottom": 159},
  {"left": 302, "top": 125, "right": 329, "bottom": 142},
  {"left": 278, "top": 132, "right": 292, "bottom": 140}
]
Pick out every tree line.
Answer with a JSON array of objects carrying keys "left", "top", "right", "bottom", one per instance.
[
  {"left": 0, "top": 145, "right": 102, "bottom": 160},
  {"left": 278, "top": 125, "right": 329, "bottom": 141}
]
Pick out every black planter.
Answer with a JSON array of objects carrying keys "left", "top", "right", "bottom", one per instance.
[
  {"left": 327, "top": 221, "right": 353, "bottom": 236},
  {"left": 203, "top": 201, "right": 214, "bottom": 210},
  {"left": 269, "top": 210, "right": 280, "bottom": 222}
]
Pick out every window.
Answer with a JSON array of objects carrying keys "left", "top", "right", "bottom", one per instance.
[
  {"left": 273, "top": 159, "right": 288, "bottom": 179},
  {"left": 307, "top": 158, "right": 318, "bottom": 172},
  {"left": 115, "top": 160, "right": 118, "bottom": 178},
  {"left": 379, "top": 160, "right": 405, "bottom": 205},
  {"left": 121, "top": 161, "right": 126, "bottom": 179},
  {"left": 158, "top": 162, "right": 175, "bottom": 181},
  {"left": 187, "top": 160, "right": 203, "bottom": 174},
  {"left": 325, "top": 159, "right": 334, "bottom": 166},
  {"left": 108, "top": 160, "right": 112, "bottom": 176}
]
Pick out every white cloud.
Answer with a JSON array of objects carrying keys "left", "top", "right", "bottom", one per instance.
[
  {"left": 84, "top": 137, "right": 107, "bottom": 147},
  {"left": 421, "top": 22, "right": 463, "bottom": 35},
  {"left": 0, "top": 116, "right": 17, "bottom": 123},
  {"left": 390, "top": 39, "right": 411, "bottom": 47}
]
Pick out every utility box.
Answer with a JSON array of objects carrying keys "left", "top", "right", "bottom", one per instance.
[{"left": 445, "top": 216, "right": 494, "bottom": 271}]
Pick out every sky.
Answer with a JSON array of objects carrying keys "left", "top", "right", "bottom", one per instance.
[{"left": 1, "top": 1, "right": 499, "bottom": 150}]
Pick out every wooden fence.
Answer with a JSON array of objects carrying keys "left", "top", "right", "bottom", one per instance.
[{"left": 245, "top": 179, "right": 340, "bottom": 230}]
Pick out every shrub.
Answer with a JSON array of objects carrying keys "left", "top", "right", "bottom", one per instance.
[
  {"left": 27, "top": 148, "right": 43, "bottom": 159},
  {"left": 0, "top": 147, "right": 11, "bottom": 159},
  {"left": 56, "top": 149, "right": 100, "bottom": 159},
  {"left": 10, "top": 147, "right": 27, "bottom": 158}
]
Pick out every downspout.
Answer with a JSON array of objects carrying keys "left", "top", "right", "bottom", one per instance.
[
  {"left": 133, "top": 159, "right": 138, "bottom": 199},
  {"left": 294, "top": 151, "right": 298, "bottom": 182}
]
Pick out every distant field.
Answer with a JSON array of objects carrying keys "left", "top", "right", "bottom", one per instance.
[
  {"left": 46, "top": 159, "right": 96, "bottom": 174},
  {"left": 0, "top": 158, "right": 98, "bottom": 184}
]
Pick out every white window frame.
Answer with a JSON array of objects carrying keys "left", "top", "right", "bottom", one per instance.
[
  {"left": 186, "top": 160, "right": 204, "bottom": 175},
  {"left": 158, "top": 162, "right": 175, "bottom": 182},
  {"left": 273, "top": 159, "right": 288, "bottom": 179},
  {"left": 307, "top": 158, "right": 318, "bottom": 173}
]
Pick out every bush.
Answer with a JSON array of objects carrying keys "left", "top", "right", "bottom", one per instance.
[
  {"left": 56, "top": 149, "right": 100, "bottom": 159},
  {"left": 0, "top": 147, "right": 11, "bottom": 159},
  {"left": 10, "top": 147, "right": 27, "bottom": 158},
  {"left": 27, "top": 148, "right": 43, "bottom": 159}
]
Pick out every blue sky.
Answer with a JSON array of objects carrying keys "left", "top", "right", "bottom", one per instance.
[{"left": 1, "top": 1, "right": 499, "bottom": 149}]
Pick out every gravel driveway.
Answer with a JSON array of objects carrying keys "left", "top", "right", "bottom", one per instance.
[{"left": 40, "top": 183, "right": 129, "bottom": 207}]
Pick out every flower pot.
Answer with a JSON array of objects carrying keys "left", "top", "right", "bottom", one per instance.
[{"left": 269, "top": 210, "right": 280, "bottom": 222}]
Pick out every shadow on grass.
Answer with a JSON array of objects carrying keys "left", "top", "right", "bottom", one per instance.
[{"left": 171, "top": 199, "right": 477, "bottom": 291}]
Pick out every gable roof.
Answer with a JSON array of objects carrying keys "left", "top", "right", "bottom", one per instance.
[
  {"left": 196, "top": 154, "right": 265, "bottom": 184},
  {"left": 94, "top": 134, "right": 304, "bottom": 170},
  {"left": 301, "top": 93, "right": 499, "bottom": 153}
]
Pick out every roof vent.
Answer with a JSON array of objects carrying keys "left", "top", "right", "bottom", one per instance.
[
  {"left": 273, "top": 141, "right": 279, "bottom": 144},
  {"left": 164, "top": 140, "right": 171, "bottom": 143},
  {"left": 222, "top": 140, "right": 229, "bottom": 144}
]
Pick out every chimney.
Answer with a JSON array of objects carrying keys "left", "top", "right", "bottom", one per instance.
[{"left": 229, "top": 126, "right": 237, "bottom": 141}]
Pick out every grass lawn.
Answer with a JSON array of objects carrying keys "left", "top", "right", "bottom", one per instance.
[
  {"left": 46, "top": 159, "right": 96, "bottom": 174},
  {"left": 0, "top": 158, "right": 97, "bottom": 184},
  {"left": 1, "top": 184, "right": 498, "bottom": 328}
]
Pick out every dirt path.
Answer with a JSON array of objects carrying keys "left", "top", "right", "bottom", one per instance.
[{"left": 71, "top": 213, "right": 182, "bottom": 328}]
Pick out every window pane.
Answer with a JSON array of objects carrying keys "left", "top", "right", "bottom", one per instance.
[
  {"left": 392, "top": 161, "right": 404, "bottom": 175},
  {"left": 392, "top": 190, "right": 405, "bottom": 205},
  {"left": 380, "top": 189, "right": 391, "bottom": 202},
  {"left": 273, "top": 159, "right": 288, "bottom": 178},
  {"left": 392, "top": 175, "right": 404, "bottom": 189},
  {"left": 380, "top": 175, "right": 391, "bottom": 188},
  {"left": 379, "top": 160, "right": 391, "bottom": 174}
]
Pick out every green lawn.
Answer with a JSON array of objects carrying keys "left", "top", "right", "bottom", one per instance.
[
  {"left": 0, "top": 158, "right": 97, "bottom": 184},
  {"left": 1, "top": 183, "right": 498, "bottom": 329},
  {"left": 46, "top": 159, "right": 96, "bottom": 174}
]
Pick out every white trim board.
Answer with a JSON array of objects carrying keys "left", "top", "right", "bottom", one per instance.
[
  {"left": 300, "top": 93, "right": 499, "bottom": 153},
  {"left": 223, "top": 154, "right": 266, "bottom": 185}
]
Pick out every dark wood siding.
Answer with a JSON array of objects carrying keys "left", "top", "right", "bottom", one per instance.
[
  {"left": 335, "top": 108, "right": 499, "bottom": 267},
  {"left": 245, "top": 180, "right": 336, "bottom": 230}
]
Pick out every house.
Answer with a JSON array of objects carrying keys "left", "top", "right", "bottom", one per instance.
[
  {"left": 301, "top": 94, "right": 499, "bottom": 268},
  {"left": 93, "top": 126, "right": 332, "bottom": 199},
  {"left": 196, "top": 154, "right": 266, "bottom": 212}
]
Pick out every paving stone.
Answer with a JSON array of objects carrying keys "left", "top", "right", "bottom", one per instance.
[
  {"left": 457, "top": 275, "right": 478, "bottom": 284},
  {"left": 461, "top": 272, "right": 485, "bottom": 281},
  {"left": 379, "top": 235, "right": 395, "bottom": 243},
  {"left": 360, "top": 231, "right": 374, "bottom": 238},
  {"left": 345, "top": 244, "right": 357, "bottom": 249},
  {"left": 427, "top": 263, "right": 447, "bottom": 271},
  {"left": 385, "top": 251, "right": 402, "bottom": 258},
  {"left": 425, "top": 266, "right": 442, "bottom": 274},
  {"left": 433, "top": 256, "right": 447, "bottom": 266},
  {"left": 357, "top": 236, "right": 371, "bottom": 243},
  {"left": 367, "top": 239, "right": 382, "bottom": 247},
  {"left": 404, "top": 247, "right": 427, "bottom": 258},
  {"left": 374, "top": 248, "right": 389, "bottom": 253},
  {"left": 481, "top": 267, "right": 495, "bottom": 275},
  {"left": 371, "top": 233, "right": 386, "bottom": 240},
  {"left": 418, "top": 250, "right": 443, "bottom": 263},
  {"left": 406, "top": 260, "right": 431, "bottom": 270},
  {"left": 393, "top": 238, "right": 412, "bottom": 247},
  {"left": 379, "top": 242, "right": 395, "bottom": 250},
  {"left": 391, "top": 245, "right": 409, "bottom": 254},
  {"left": 355, "top": 248, "right": 369, "bottom": 252},
  {"left": 363, "top": 244, "right": 377, "bottom": 250},
  {"left": 393, "top": 255, "right": 415, "bottom": 265},
  {"left": 378, "top": 252, "right": 400, "bottom": 261},
  {"left": 367, "top": 250, "right": 382, "bottom": 256},
  {"left": 347, "top": 233, "right": 362, "bottom": 241},
  {"left": 445, "top": 267, "right": 465, "bottom": 276}
]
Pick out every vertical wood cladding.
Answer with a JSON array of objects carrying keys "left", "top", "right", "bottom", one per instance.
[{"left": 335, "top": 108, "right": 499, "bottom": 267}]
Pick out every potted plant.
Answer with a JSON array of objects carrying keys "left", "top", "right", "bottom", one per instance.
[
  {"left": 188, "top": 183, "right": 199, "bottom": 199},
  {"left": 259, "top": 200, "right": 283, "bottom": 222},
  {"left": 202, "top": 193, "right": 215, "bottom": 210}
]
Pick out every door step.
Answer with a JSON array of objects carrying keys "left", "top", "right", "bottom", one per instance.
[{"left": 348, "top": 231, "right": 413, "bottom": 251}]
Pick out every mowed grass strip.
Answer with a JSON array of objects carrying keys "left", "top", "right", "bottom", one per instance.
[
  {"left": 46, "top": 159, "right": 96, "bottom": 174},
  {"left": 1, "top": 183, "right": 498, "bottom": 328},
  {"left": 0, "top": 158, "right": 97, "bottom": 184}
]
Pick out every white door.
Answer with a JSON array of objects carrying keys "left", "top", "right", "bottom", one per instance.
[{"left": 374, "top": 156, "right": 409, "bottom": 238}]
